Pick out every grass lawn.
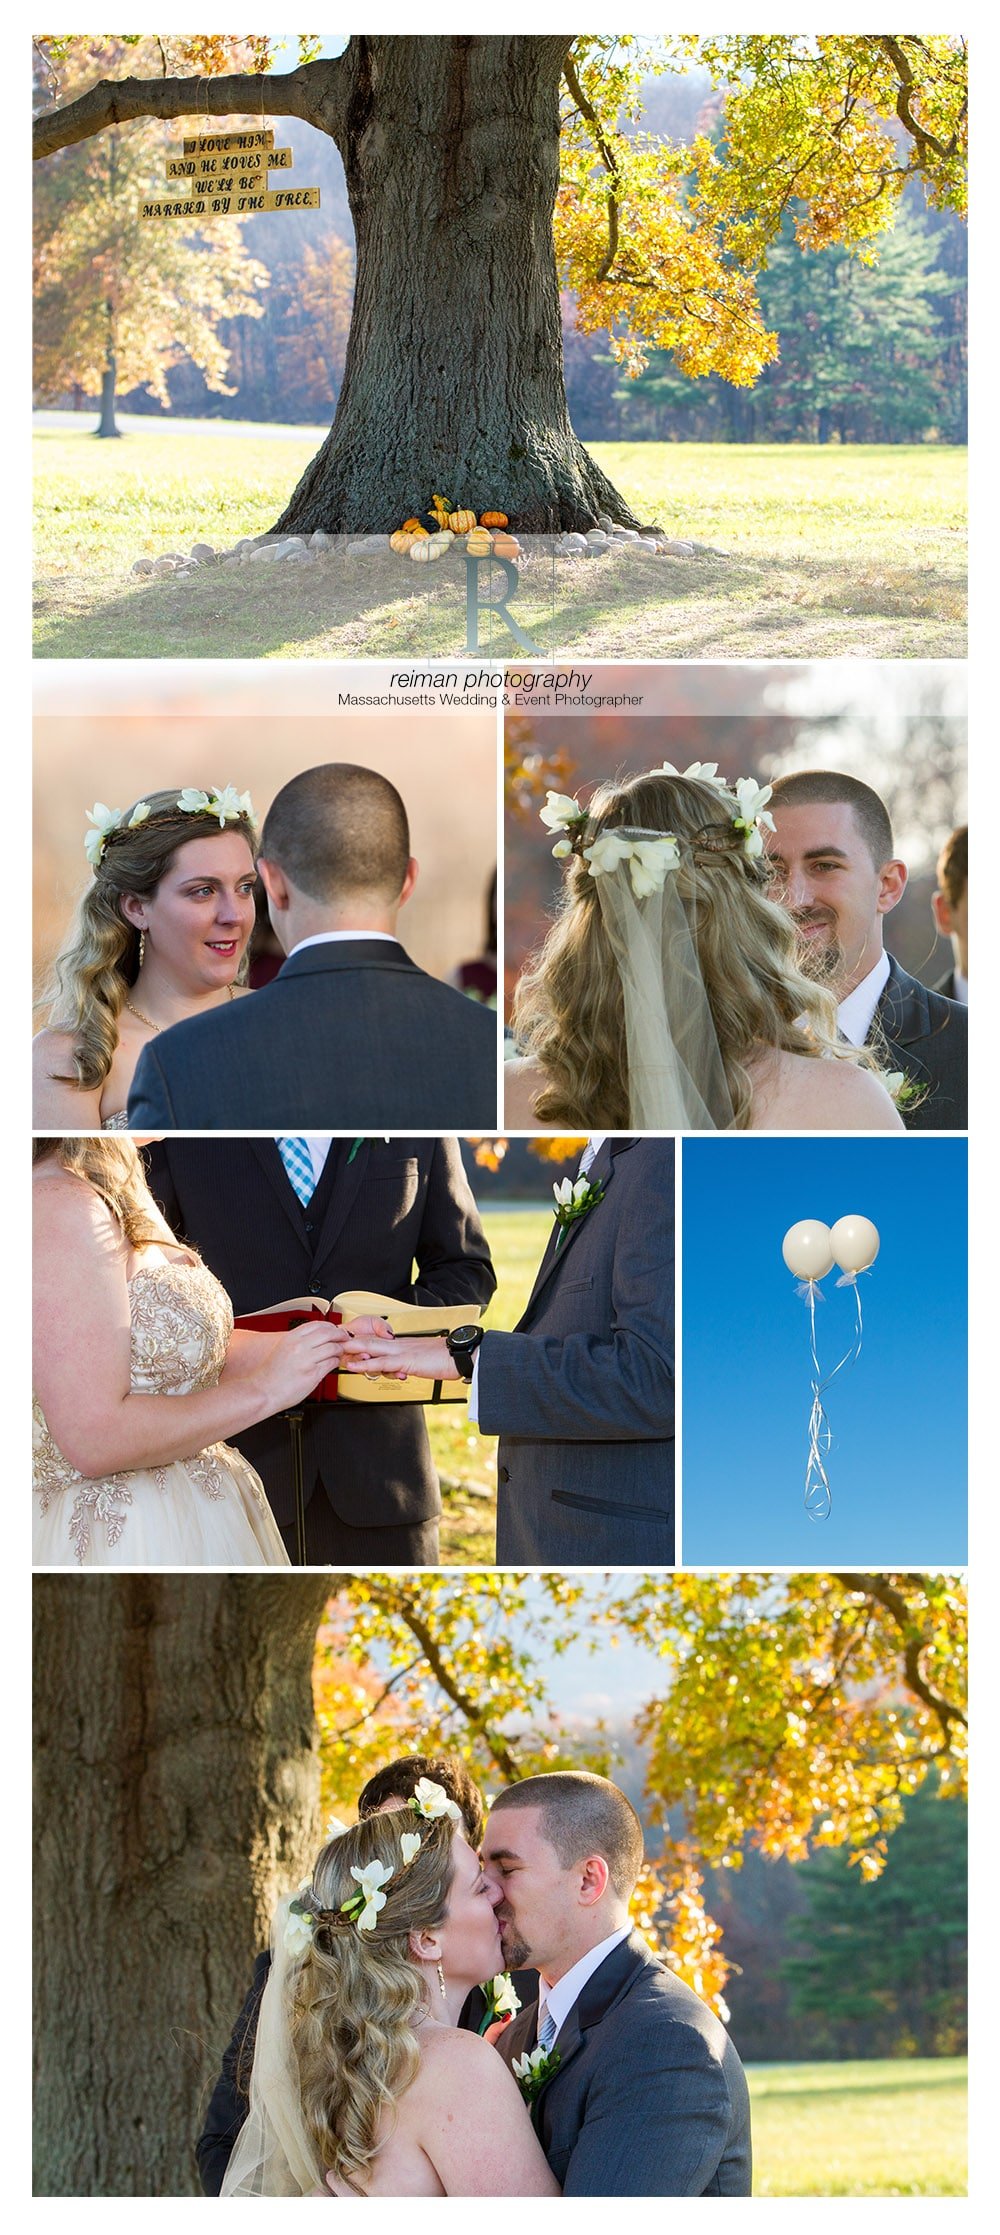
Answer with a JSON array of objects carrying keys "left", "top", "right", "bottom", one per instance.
[
  {"left": 429, "top": 1206, "right": 550, "bottom": 1566},
  {"left": 748, "top": 2057, "right": 967, "bottom": 2196},
  {"left": 33, "top": 421, "right": 966, "bottom": 660}
]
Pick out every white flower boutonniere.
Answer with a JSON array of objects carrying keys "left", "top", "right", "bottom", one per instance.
[
  {"left": 512, "top": 2043, "right": 561, "bottom": 2101},
  {"left": 552, "top": 1172, "right": 606, "bottom": 1248}
]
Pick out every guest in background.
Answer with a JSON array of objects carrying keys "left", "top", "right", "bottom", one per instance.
[{"left": 931, "top": 824, "right": 968, "bottom": 1005}]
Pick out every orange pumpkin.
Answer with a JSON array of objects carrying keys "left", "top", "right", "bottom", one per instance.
[
  {"left": 492, "top": 532, "right": 520, "bottom": 559},
  {"left": 446, "top": 508, "right": 477, "bottom": 535},
  {"left": 465, "top": 528, "right": 493, "bottom": 556},
  {"left": 480, "top": 511, "right": 509, "bottom": 528},
  {"left": 390, "top": 529, "right": 416, "bottom": 555},
  {"left": 402, "top": 517, "right": 424, "bottom": 534}
]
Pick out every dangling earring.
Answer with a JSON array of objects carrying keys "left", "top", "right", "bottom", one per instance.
[
  {"left": 436, "top": 1961, "right": 447, "bottom": 2000},
  {"left": 137, "top": 931, "right": 146, "bottom": 970}
]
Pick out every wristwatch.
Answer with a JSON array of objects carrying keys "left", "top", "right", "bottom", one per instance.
[{"left": 445, "top": 1324, "right": 485, "bottom": 1381}]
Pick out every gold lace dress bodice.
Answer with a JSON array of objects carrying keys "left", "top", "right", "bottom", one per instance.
[{"left": 33, "top": 1256, "right": 289, "bottom": 1568}]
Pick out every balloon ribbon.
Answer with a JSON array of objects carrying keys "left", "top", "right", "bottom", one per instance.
[{"left": 802, "top": 1278, "right": 864, "bottom": 1521}]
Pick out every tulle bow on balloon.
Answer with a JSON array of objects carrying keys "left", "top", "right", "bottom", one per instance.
[{"left": 781, "top": 1215, "right": 880, "bottom": 1521}]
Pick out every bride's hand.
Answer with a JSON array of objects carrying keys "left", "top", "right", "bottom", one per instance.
[
  {"left": 339, "top": 1334, "right": 458, "bottom": 1381},
  {"left": 237, "top": 1323, "right": 350, "bottom": 1413}
]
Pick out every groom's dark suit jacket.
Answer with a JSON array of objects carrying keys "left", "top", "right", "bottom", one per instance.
[
  {"left": 475, "top": 1138, "right": 675, "bottom": 1564},
  {"left": 127, "top": 938, "right": 498, "bottom": 1129},
  {"left": 497, "top": 1932, "right": 751, "bottom": 2197},
  {"left": 143, "top": 1137, "right": 494, "bottom": 1554},
  {"left": 869, "top": 955, "right": 967, "bottom": 1130}
]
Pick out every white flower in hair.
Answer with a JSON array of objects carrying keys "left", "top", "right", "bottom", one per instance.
[
  {"left": 399, "top": 1831, "right": 423, "bottom": 1867},
  {"left": 411, "top": 1776, "right": 461, "bottom": 1822},
  {"left": 84, "top": 802, "right": 123, "bottom": 866},
  {"left": 659, "top": 760, "right": 730, "bottom": 795},
  {"left": 584, "top": 831, "right": 680, "bottom": 896},
  {"left": 539, "top": 790, "right": 585, "bottom": 834},
  {"left": 207, "top": 783, "right": 251, "bottom": 826},
  {"left": 127, "top": 801, "right": 151, "bottom": 830},
  {"left": 284, "top": 1902, "right": 316, "bottom": 1959},
  {"left": 177, "top": 787, "right": 212, "bottom": 814},
  {"left": 350, "top": 1859, "right": 395, "bottom": 1931},
  {"left": 731, "top": 778, "right": 776, "bottom": 859},
  {"left": 551, "top": 839, "right": 573, "bottom": 859}
]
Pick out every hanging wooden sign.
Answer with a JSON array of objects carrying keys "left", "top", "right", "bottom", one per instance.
[{"left": 142, "top": 127, "right": 320, "bottom": 221}]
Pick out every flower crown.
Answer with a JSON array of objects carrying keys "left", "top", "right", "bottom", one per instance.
[
  {"left": 283, "top": 1777, "right": 461, "bottom": 1955},
  {"left": 539, "top": 764, "right": 776, "bottom": 898},
  {"left": 84, "top": 786, "right": 256, "bottom": 870}
]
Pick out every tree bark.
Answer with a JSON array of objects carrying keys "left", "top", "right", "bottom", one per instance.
[
  {"left": 33, "top": 39, "right": 644, "bottom": 534},
  {"left": 96, "top": 329, "right": 120, "bottom": 437},
  {"left": 33, "top": 1574, "right": 330, "bottom": 2197},
  {"left": 277, "top": 36, "right": 639, "bottom": 534}
]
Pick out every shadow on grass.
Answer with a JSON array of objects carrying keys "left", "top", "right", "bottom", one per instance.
[{"left": 32, "top": 541, "right": 967, "bottom": 662}]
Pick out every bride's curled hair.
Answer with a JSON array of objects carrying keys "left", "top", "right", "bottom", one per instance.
[
  {"left": 32, "top": 1135, "right": 165, "bottom": 1248},
  {"left": 512, "top": 768, "right": 867, "bottom": 1128},
  {"left": 291, "top": 1809, "right": 457, "bottom": 2194},
  {"left": 42, "top": 790, "right": 257, "bottom": 1090}
]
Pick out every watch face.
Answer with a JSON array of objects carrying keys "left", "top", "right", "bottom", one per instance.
[{"left": 449, "top": 1325, "right": 481, "bottom": 1346}]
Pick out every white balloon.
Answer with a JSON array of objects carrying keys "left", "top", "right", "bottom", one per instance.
[
  {"left": 831, "top": 1214, "right": 880, "bottom": 1276},
  {"left": 782, "top": 1220, "right": 834, "bottom": 1282}
]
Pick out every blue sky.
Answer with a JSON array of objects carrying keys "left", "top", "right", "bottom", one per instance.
[{"left": 680, "top": 1136, "right": 968, "bottom": 1565}]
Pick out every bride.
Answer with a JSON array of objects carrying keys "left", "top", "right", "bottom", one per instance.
[
  {"left": 223, "top": 1791, "right": 558, "bottom": 2197},
  {"left": 33, "top": 785, "right": 258, "bottom": 1128},
  {"left": 505, "top": 766, "right": 903, "bottom": 1131},
  {"left": 32, "top": 1137, "right": 345, "bottom": 1567}
]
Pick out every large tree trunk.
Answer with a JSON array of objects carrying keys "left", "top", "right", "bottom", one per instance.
[
  {"left": 276, "top": 36, "right": 641, "bottom": 534},
  {"left": 33, "top": 1574, "right": 330, "bottom": 2197}
]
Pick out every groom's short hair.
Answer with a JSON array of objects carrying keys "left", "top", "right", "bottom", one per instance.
[
  {"left": 260, "top": 763, "right": 410, "bottom": 903},
  {"left": 769, "top": 770, "right": 894, "bottom": 869},
  {"left": 490, "top": 1771, "right": 643, "bottom": 1899},
  {"left": 358, "top": 1754, "right": 484, "bottom": 1845}
]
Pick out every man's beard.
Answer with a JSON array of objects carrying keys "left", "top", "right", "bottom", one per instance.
[
  {"left": 793, "top": 920, "right": 845, "bottom": 991},
  {"left": 498, "top": 1917, "right": 531, "bottom": 1971}
]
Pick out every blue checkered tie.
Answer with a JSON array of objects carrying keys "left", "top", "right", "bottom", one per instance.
[
  {"left": 277, "top": 1136, "right": 315, "bottom": 1207},
  {"left": 537, "top": 2006, "right": 557, "bottom": 2052}
]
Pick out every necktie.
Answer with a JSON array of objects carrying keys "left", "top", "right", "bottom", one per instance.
[
  {"left": 536, "top": 2005, "right": 557, "bottom": 2052},
  {"left": 578, "top": 1140, "right": 597, "bottom": 1179},
  {"left": 277, "top": 1136, "right": 315, "bottom": 1207}
]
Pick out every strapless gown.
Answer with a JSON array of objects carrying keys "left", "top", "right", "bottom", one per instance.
[{"left": 32, "top": 1258, "right": 290, "bottom": 1567}]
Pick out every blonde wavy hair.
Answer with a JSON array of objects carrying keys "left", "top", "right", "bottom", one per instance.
[
  {"left": 32, "top": 1135, "right": 167, "bottom": 1249},
  {"left": 512, "top": 769, "right": 880, "bottom": 1129},
  {"left": 42, "top": 791, "right": 257, "bottom": 1090},
  {"left": 291, "top": 1811, "right": 457, "bottom": 2195}
]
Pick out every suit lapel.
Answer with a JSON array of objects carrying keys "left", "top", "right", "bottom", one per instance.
[
  {"left": 523, "top": 1933, "right": 652, "bottom": 2132},
  {"left": 311, "top": 1139, "right": 372, "bottom": 1269},
  {"left": 519, "top": 1138, "right": 636, "bottom": 1323},
  {"left": 250, "top": 1140, "right": 312, "bottom": 1245},
  {"left": 873, "top": 957, "right": 928, "bottom": 1050}
]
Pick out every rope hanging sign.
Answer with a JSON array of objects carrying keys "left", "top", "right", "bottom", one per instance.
[
  {"left": 781, "top": 1214, "right": 880, "bottom": 1521},
  {"left": 141, "top": 128, "right": 320, "bottom": 221}
]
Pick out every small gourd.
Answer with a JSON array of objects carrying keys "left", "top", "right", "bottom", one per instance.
[
  {"left": 429, "top": 492, "right": 453, "bottom": 529},
  {"left": 402, "top": 517, "right": 425, "bottom": 535},
  {"left": 492, "top": 532, "right": 520, "bottom": 559},
  {"left": 465, "top": 528, "right": 493, "bottom": 556},
  {"left": 480, "top": 511, "right": 509, "bottom": 529},
  {"left": 447, "top": 508, "right": 477, "bottom": 535},
  {"left": 390, "top": 529, "right": 416, "bottom": 555}
]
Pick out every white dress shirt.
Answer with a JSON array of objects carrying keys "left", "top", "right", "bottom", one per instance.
[
  {"left": 952, "top": 967, "right": 968, "bottom": 1005},
  {"left": 536, "top": 1925, "right": 632, "bottom": 2043},
  {"left": 288, "top": 930, "right": 400, "bottom": 956},
  {"left": 467, "top": 1134, "right": 607, "bottom": 1422},
  {"left": 837, "top": 951, "right": 891, "bottom": 1047}
]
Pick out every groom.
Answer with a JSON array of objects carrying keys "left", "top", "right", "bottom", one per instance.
[
  {"left": 346, "top": 1136, "right": 675, "bottom": 1563},
  {"left": 144, "top": 1135, "right": 495, "bottom": 1564},
  {"left": 127, "top": 763, "right": 498, "bottom": 1129},
  {"left": 484, "top": 1772, "right": 752, "bottom": 2196}
]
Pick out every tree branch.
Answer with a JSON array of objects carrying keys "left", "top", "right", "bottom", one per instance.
[
  {"left": 33, "top": 57, "right": 343, "bottom": 161},
  {"left": 353, "top": 1581, "right": 526, "bottom": 1781},
  {"left": 877, "top": 36, "right": 967, "bottom": 165},
  {"left": 562, "top": 50, "right": 621, "bottom": 285},
  {"left": 832, "top": 1573, "right": 967, "bottom": 1738}
]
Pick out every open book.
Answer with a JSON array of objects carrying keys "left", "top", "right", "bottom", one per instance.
[{"left": 233, "top": 1289, "right": 480, "bottom": 1404}]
